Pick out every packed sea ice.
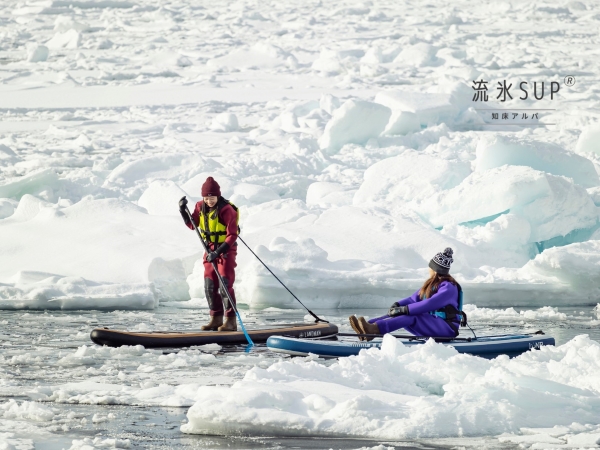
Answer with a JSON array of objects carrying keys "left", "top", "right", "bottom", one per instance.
[
  {"left": 0, "top": 306, "right": 598, "bottom": 448},
  {"left": 1, "top": 0, "right": 600, "bottom": 310},
  {"left": 181, "top": 334, "right": 600, "bottom": 444},
  {"left": 2, "top": 0, "right": 600, "bottom": 447}
]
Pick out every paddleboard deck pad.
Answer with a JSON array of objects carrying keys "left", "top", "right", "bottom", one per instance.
[
  {"left": 91, "top": 322, "right": 338, "bottom": 348},
  {"left": 267, "top": 333, "right": 555, "bottom": 359}
]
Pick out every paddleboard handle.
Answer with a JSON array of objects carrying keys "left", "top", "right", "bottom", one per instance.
[{"left": 184, "top": 203, "right": 254, "bottom": 347}]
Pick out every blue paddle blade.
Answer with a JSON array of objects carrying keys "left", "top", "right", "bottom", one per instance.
[{"left": 235, "top": 311, "right": 254, "bottom": 346}]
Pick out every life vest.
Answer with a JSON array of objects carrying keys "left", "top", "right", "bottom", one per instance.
[
  {"left": 198, "top": 197, "right": 240, "bottom": 245},
  {"left": 426, "top": 282, "right": 467, "bottom": 336}
]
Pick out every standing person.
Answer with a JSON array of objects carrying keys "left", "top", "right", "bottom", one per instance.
[
  {"left": 349, "top": 248, "right": 465, "bottom": 340},
  {"left": 179, "top": 177, "right": 240, "bottom": 332}
]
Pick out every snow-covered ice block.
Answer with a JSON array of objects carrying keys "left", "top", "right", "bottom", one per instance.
[
  {"left": 312, "top": 49, "right": 341, "bottom": 73},
  {"left": 210, "top": 113, "right": 239, "bottom": 132},
  {"left": 229, "top": 183, "right": 279, "bottom": 207},
  {"left": 46, "top": 29, "right": 80, "bottom": 49},
  {"left": 0, "top": 197, "right": 198, "bottom": 288},
  {"left": 575, "top": 123, "right": 600, "bottom": 156},
  {"left": 68, "top": 437, "right": 131, "bottom": 449},
  {"left": 10, "top": 194, "right": 49, "bottom": 221},
  {"left": 393, "top": 43, "right": 439, "bottom": 67},
  {"left": 354, "top": 150, "right": 471, "bottom": 206},
  {"left": 588, "top": 187, "right": 600, "bottom": 206},
  {"left": 107, "top": 155, "right": 184, "bottom": 186},
  {"left": 319, "top": 100, "right": 391, "bottom": 154},
  {"left": 182, "top": 334, "right": 600, "bottom": 439},
  {"left": 306, "top": 182, "right": 354, "bottom": 208},
  {"left": 441, "top": 214, "right": 533, "bottom": 267},
  {"left": 0, "top": 272, "right": 158, "bottom": 310},
  {"left": 148, "top": 253, "right": 201, "bottom": 301},
  {"left": 138, "top": 180, "right": 187, "bottom": 216},
  {"left": 54, "top": 16, "right": 89, "bottom": 33},
  {"left": 374, "top": 90, "right": 458, "bottom": 127},
  {"left": 418, "top": 165, "right": 598, "bottom": 242},
  {"left": 463, "top": 304, "right": 567, "bottom": 322},
  {"left": 475, "top": 135, "right": 599, "bottom": 188},
  {"left": 382, "top": 110, "right": 420, "bottom": 135},
  {"left": 26, "top": 44, "right": 49, "bottom": 62},
  {"left": 148, "top": 52, "right": 192, "bottom": 68},
  {"left": 0, "top": 169, "right": 59, "bottom": 200},
  {"left": 0, "top": 399, "right": 56, "bottom": 422},
  {"left": 105, "top": 154, "right": 220, "bottom": 188},
  {"left": 0, "top": 144, "right": 18, "bottom": 162},
  {"left": 319, "top": 94, "right": 341, "bottom": 115},
  {"left": 0, "top": 199, "right": 16, "bottom": 219},
  {"left": 207, "top": 42, "right": 295, "bottom": 70},
  {"left": 520, "top": 240, "right": 600, "bottom": 297},
  {"left": 233, "top": 235, "right": 428, "bottom": 309}
]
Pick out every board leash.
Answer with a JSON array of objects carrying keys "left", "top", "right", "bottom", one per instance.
[
  {"left": 184, "top": 205, "right": 254, "bottom": 347},
  {"left": 237, "top": 235, "right": 329, "bottom": 324}
]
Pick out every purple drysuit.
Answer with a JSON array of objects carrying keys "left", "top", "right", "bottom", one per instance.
[{"left": 368, "top": 281, "right": 459, "bottom": 336}]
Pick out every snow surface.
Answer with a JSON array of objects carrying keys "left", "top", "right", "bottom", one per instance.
[
  {"left": 2, "top": 0, "right": 600, "bottom": 309},
  {"left": 182, "top": 334, "right": 600, "bottom": 441}
]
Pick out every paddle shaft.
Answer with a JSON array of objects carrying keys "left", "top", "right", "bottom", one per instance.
[
  {"left": 184, "top": 205, "right": 254, "bottom": 346},
  {"left": 336, "top": 332, "right": 473, "bottom": 342},
  {"left": 237, "top": 235, "right": 328, "bottom": 324}
]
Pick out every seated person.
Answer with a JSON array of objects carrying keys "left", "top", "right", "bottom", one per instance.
[{"left": 349, "top": 248, "right": 464, "bottom": 340}]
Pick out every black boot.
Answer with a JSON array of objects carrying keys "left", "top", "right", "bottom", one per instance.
[{"left": 203, "top": 277, "right": 224, "bottom": 330}]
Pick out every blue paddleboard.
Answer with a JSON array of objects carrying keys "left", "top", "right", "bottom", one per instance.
[{"left": 267, "top": 333, "right": 555, "bottom": 359}]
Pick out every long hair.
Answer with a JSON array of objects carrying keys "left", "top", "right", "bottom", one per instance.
[{"left": 419, "top": 272, "right": 459, "bottom": 300}]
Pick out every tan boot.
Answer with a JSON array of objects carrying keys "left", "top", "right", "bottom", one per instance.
[
  {"left": 358, "top": 317, "right": 380, "bottom": 341},
  {"left": 217, "top": 316, "right": 237, "bottom": 332},
  {"left": 201, "top": 315, "right": 223, "bottom": 331},
  {"left": 349, "top": 315, "right": 365, "bottom": 341}
]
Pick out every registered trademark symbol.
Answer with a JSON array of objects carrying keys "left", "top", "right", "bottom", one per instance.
[{"left": 564, "top": 76, "right": 576, "bottom": 87}]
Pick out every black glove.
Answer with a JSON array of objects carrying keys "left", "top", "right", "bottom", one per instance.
[
  {"left": 179, "top": 196, "right": 192, "bottom": 226},
  {"left": 179, "top": 196, "right": 188, "bottom": 212},
  {"left": 391, "top": 301, "right": 400, "bottom": 308},
  {"left": 388, "top": 305, "right": 409, "bottom": 317},
  {"left": 206, "top": 243, "right": 230, "bottom": 263}
]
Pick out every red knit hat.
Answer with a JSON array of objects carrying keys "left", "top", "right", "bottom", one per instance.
[{"left": 201, "top": 177, "right": 221, "bottom": 197}]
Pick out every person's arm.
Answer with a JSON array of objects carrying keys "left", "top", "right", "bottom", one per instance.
[
  {"left": 395, "top": 290, "right": 420, "bottom": 307},
  {"left": 184, "top": 202, "right": 201, "bottom": 231},
  {"left": 407, "top": 282, "right": 457, "bottom": 315},
  {"left": 179, "top": 197, "right": 201, "bottom": 230}
]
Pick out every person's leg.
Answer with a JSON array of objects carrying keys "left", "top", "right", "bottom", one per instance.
[
  {"left": 217, "top": 246, "right": 238, "bottom": 331},
  {"left": 375, "top": 315, "right": 418, "bottom": 334},
  {"left": 218, "top": 246, "right": 237, "bottom": 317},
  {"left": 368, "top": 314, "right": 391, "bottom": 324},
  {"left": 201, "top": 258, "right": 223, "bottom": 330},
  {"left": 403, "top": 315, "right": 456, "bottom": 337}
]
